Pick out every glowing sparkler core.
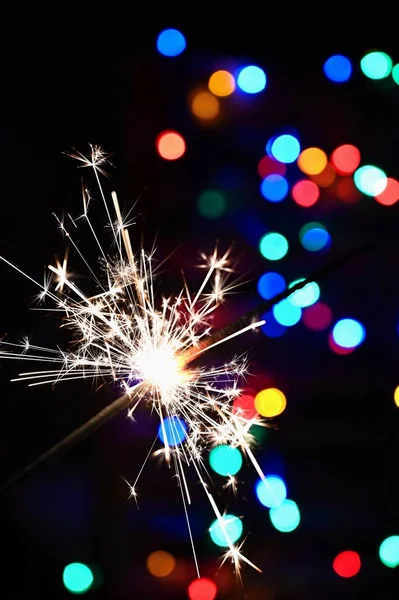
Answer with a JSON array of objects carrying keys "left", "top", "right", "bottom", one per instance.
[{"left": 135, "top": 345, "right": 188, "bottom": 394}]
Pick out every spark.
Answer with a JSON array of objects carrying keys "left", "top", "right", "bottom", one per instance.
[{"left": 0, "top": 145, "right": 267, "bottom": 578}]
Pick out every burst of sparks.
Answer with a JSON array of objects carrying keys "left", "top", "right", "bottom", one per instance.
[{"left": 0, "top": 146, "right": 268, "bottom": 578}]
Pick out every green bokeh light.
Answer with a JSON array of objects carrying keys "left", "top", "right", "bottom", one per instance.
[
  {"left": 209, "top": 445, "right": 243, "bottom": 476},
  {"left": 197, "top": 190, "right": 226, "bottom": 219},
  {"left": 249, "top": 423, "right": 267, "bottom": 444},
  {"left": 379, "top": 536, "right": 399, "bottom": 568},
  {"left": 392, "top": 64, "right": 399, "bottom": 85},
  {"left": 209, "top": 514, "right": 243, "bottom": 547},
  {"left": 259, "top": 232, "right": 289, "bottom": 261},
  {"left": 354, "top": 165, "right": 387, "bottom": 196},
  {"left": 360, "top": 51, "right": 392, "bottom": 80},
  {"left": 63, "top": 563, "right": 94, "bottom": 595}
]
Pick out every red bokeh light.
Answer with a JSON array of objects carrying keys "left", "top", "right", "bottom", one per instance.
[
  {"left": 375, "top": 177, "right": 399, "bottom": 206},
  {"left": 291, "top": 180, "right": 320, "bottom": 207},
  {"left": 335, "top": 177, "right": 361, "bottom": 204},
  {"left": 310, "top": 163, "right": 336, "bottom": 188},
  {"left": 257, "top": 156, "right": 286, "bottom": 178},
  {"left": 302, "top": 302, "right": 332, "bottom": 331},
  {"left": 188, "top": 577, "right": 217, "bottom": 600},
  {"left": 156, "top": 130, "right": 186, "bottom": 160},
  {"left": 331, "top": 144, "right": 361, "bottom": 175},
  {"left": 232, "top": 394, "right": 258, "bottom": 420},
  {"left": 333, "top": 550, "right": 361, "bottom": 578},
  {"left": 328, "top": 332, "right": 355, "bottom": 355}
]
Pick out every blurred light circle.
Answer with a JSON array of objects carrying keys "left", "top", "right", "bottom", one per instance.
[
  {"left": 310, "top": 163, "right": 336, "bottom": 188},
  {"left": 255, "top": 475, "right": 287, "bottom": 508},
  {"left": 332, "top": 318, "right": 365, "bottom": 348},
  {"left": 292, "top": 180, "right": 320, "bottom": 207},
  {"left": 191, "top": 91, "right": 219, "bottom": 120},
  {"left": 302, "top": 302, "right": 332, "bottom": 331},
  {"left": 260, "top": 174, "right": 289, "bottom": 202},
  {"left": 156, "top": 29, "right": 186, "bottom": 57},
  {"left": 208, "top": 70, "right": 235, "bottom": 96},
  {"left": 197, "top": 190, "right": 226, "bottom": 219},
  {"left": 63, "top": 563, "right": 94, "bottom": 594},
  {"left": 156, "top": 130, "right": 186, "bottom": 160},
  {"left": 261, "top": 311, "right": 287, "bottom": 338},
  {"left": 379, "top": 536, "right": 399, "bottom": 568},
  {"left": 323, "top": 55, "right": 352, "bottom": 83},
  {"left": 273, "top": 299, "right": 302, "bottom": 326},
  {"left": 188, "top": 578, "right": 217, "bottom": 600},
  {"left": 257, "top": 155, "right": 286, "bottom": 178},
  {"left": 259, "top": 232, "right": 289, "bottom": 261},
  {"left": 328, "top": 332, "right": 355, "bottom": 355},
  {"left": 299, "top": 222, "right": 331, "bottom": 252},
  {"left": 333, "top": 551, "right": 361, "bottom": 578},
  {"left": 209, "top": 445, "right": 243, "bottom": 476},
  {"left": 331, "top": 144, "right": 361, "bottom": 175},
  {"left": 146, "top": 551, "right": 176, "bottom": 577},
  {"left": 232, "top": 394, "right": 258, "bottom": 420},
  {"left": 237, "top": 65, "right": 266, "bottom": 94},
  {"left": 270, "top": 499, "right": 300, "bottom": 532},
  {"left": 257, "top": 272, "right": 286, "bottom": 300},
  {"left": 298, "top": 148, "right": 327, "bottom": 175},
  {"left": 270, "top": 134, "right": 301, "bottom": 163},
  {"left": 360, "top": 51, "right": 392, "bottom": 79},
  {"left": 255, "top": 388, "right": 286, "bottom": 417},
  {"left": 158, "top": 416, "right": 187, "bottom": 446},
  {"left": 375, "top": 178, "right": 399, "bottom": 205},
  {"left": 354, "top": 165, "right": 387, "bottom": 196},
  {"left": 288, "top": 279, "right": 320, "bottom": 308},
  {"left": 209, "top": 514, "right": 243, "bottom": 546},
  {"left": 392, "top": 64, "right": 399, "bottom": 84},
  {"left": 336, "top": 177, "right": 362, "bottom": 204},
  {"left": 394, "top": 386, "right": 399, "bottom": 407}
]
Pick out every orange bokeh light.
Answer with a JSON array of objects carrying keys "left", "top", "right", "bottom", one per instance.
[
  {"left": 298, "top": 147, "right": 327, "bottom": 175},
  {"left": 191, "top": 91, "right": 220, "bottom": 120},
  {"left": 208, "top": 70, "right": 235, "bottom": 97},
  {"left": 156, "top": 130, "right": 186, "bottom": 160},
  {"left": 146, "top": 550, "right": 176, "bottom": 577},
  {"left": 310, "top": 163, "right": 336, "bottom": 187},
  {"left": 331, "top": 144, "right": 361, "bottom": 175},
  {"left": 374, "top": 177, "right": 399, "bottom": 205}
]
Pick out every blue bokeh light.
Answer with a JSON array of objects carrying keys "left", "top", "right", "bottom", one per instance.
[
  {"left": 237, "top": 65, "right": 266, "bottom": 94},
  {"left": 257, "top": 272, "right": 286, "bottom": 300},
  {"left": 332, "top": 318, "right": 365, "bottom": 348},
  {"left": 261, "top": 310, "right": 287, "bottom": 338},
  {"left": 260, "top": 175, "right": 289, "bottom": 202},
  {"left": 270, "top": 134, "right": 300, "bottom": 163},
  {"left": 323, "top": 55, "right": 352, "bottom": 83},
  {"left": 270, "top": 499, "right": 300, "bottom": 532},
  {"left": 156, "top": 29, "right": 186, "bottom": 57},
  {"left": 255, "top": 475, "right": 287, "bottom": 508},
  {"left": 300, "top": 225, "right": 331, "bottom": 251},
  {"left": 273, "top": 299, "right": 302, "bottom": 327},
  {"left": 158, "top": 416, "right": 188, "bottom": 446}
]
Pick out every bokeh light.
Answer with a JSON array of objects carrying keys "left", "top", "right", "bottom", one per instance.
[
  {"left": 255, "top": 475, "right": 287, "bottom": 508},
  {"left": 273, "top": 299, "right": 302, "bottom": 326},
  {"left": 298, "top": 148, "right": 327, "bottom": 175},
  {"left": 197, "top": 190, "right": 226, "bottom": 219},
  {"left": 208, "top": 70, "right": 235, "bottom": 96},
  {"left": 209, "top": 445, "right": 243, "bottom": 476},
  {"left": 191, "top": 91, "right": 219, "bottom": 120},
  {"left": 394, "top": 386, "right": 399, "bottom": 407},
  {"left": 270, "top": 499, "right": 300, "bottom": 532},
  {"left": 257, "top": 272, "right": 286, "bottom": 300},
  {"left": 146, "top": 551, "right": 176, "bottom": 577},
  {"left": 310, "top": 163, "right": 336, "bottom": 187},
  {"left": 270, "top": 134, "right": 301, "bottom": 163},
  {"left": 232, "top": 393, "right": 258, "bottom": 420},
  {"left": 188, "top": 578, "right": 217, "bottom": 600},
  {"left": 259, "top": 232, "right": 289, "bottom": 261},
  {"left": 360, "top": 51, "right": 392, "bottom": 79},
  {"left": 332, "top": 318, "right": 365, "bottom": 349},
  {"left": 156, "top": 29, "right": 186, "bottom": 57},
  {"left": 261, "top": 310, "right": 287, "bottom": 338},
  {"left": 335, "top": 177, "right": 362, "bottom": 204},
  {"left": 158, "top": 416, "right": 187, "bottom": 446},
  {"left": 354, "top": 165, "right": 387, "bottom": 196},
  {"left": 288, "top": 279, "right": 320, "bottom": 308},
  {"left": 323, "top": 54, "right": 352, "bottom": 83},
  {"left": 291, "top": 180, "right": 320, "bottom": 207},
  {"left": 299, "top": 222, "right": 331, "bottom": 252},
  {"left": 333, "top": 551, "right": 361, "bottom": 578},
  {"left": 260, "top": 174, "right": 289, "bottom": 202},
  {"left": 302, "top": 302, "right": 332, "bottom": 331},
  {"left": 257, "top": 155, "right": 286, "bottom": 178},
  {"left": 379, "top": 536, "right": 399, "bottom": 568},
  {"left": 237, "top": 65, "right": 266, "bottom": 94},
  {"left": 392, "top": 64, "right": 399, "bottom": 85},
  {"left": 375, "top": 178, "right": 399, "bottom": 206},
  {"left": 328, "top": 332, "right": 355, "bottom": 355},
  {"left": 255, "top": 388, "right": 286, "bottom": 417},
  {"left": 156, "top": 130, "right": 186, "bottom": 160},
  {"left": 209, "top": 514, "right": 243, "bottom": 546},
  {"left": 63, "top": 563, "right": 94, "bottom": 594},
  {"left": 331, "top": 144, "right": 361, "bottom": 175}
]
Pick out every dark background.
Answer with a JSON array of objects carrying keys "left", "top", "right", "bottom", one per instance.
[{"left": 0, "top": 13, "right": 398, "bottom": 600}]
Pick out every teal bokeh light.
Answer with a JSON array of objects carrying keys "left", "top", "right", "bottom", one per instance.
[
  {"left": 63, "top": 563, "right": 94, "bottom": 594},
  {"left": 209, "top": 514, "right": 243, "bottom": 547},
  {"left": 209, "top": 445, "right": 243, "bottom": 477}
]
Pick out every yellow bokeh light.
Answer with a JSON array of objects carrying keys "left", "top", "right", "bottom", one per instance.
[
  {"left": 255, "top": 388, "right": 286, "bottom": 417},
  {"left": 191, "top": 91, "right": 219, "bottom": 120},
  {"left": 394, "top": 386, "right": 399, "bottom": 407},
  {"left": 208, "top": 70, "right": 235, "bottom": 97},
  {"left": 147, "top": 551, "right": 176, "bottom": 578},
  {"left": 298, "top": 147, "right": 328, "bottom": 176}
]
